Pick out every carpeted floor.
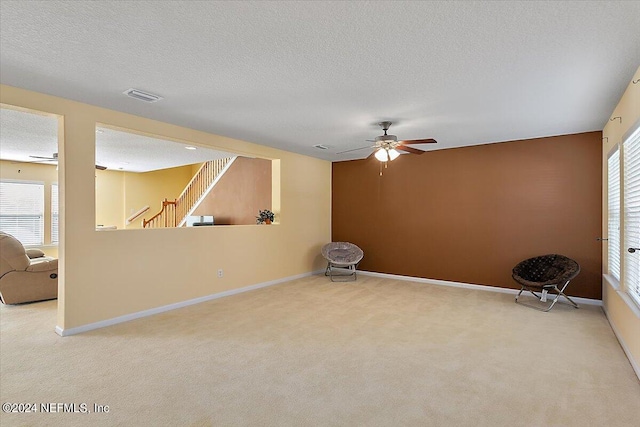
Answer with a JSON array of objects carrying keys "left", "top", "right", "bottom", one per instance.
[{"left": 1, "top": 274, "right": 639, "bottom": 426}]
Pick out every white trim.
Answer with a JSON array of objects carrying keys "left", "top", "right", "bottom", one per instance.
[
  {"left": 358, "top": 270, "right": 603, "bottom": 306},
  {"left": 602, "top": 302, "right": 640, "bottom": 381},
  {"left": 603, "top": 273, "right": 621, "bottom": 291},
  {"left": 621, "top": 116, "right": 640, "bottom": 143},
  {"left": 177, "top": 157, "right": 237, "bottom": 227},
  {"left": 55, "top": 269, "right": 323, "bottom": 336}
]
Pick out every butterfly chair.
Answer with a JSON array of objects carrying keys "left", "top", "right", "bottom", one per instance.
[
  {"left": 321, "top": 242, "right": 364, "bottom": 282},
  {"left": 512, "top": 254, "right": 580, "bottom": 312}
]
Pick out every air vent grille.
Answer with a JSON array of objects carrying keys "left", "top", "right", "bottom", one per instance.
[{"left": 123, "top": 88, "right": 163, "bottom": 103}]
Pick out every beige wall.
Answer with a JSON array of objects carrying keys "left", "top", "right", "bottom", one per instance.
[
  {"left": 601, "top": 66, "right": 640, "bottom": 376},
  {"left": 0, "top": 85, "right": 332, "bottom": 331},
  {"left": 191, "top": 162, "right": 203, "bottom": 176},
  {"left": 192, "top": 157, "right": 272, "bottom": 225},
  {"left": 123, "top": 165, "right": 194, "bottom": 229},
  {"left": 95, "top": 169, "right": 125, "bottom": 230}
]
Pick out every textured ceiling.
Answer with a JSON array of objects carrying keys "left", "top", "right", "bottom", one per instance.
[
  {"left": 0, "top": 108, "right": 234, "bottom": 172},
  {"left": 1, "top": 1, "right": 639, "bottom": 161}
]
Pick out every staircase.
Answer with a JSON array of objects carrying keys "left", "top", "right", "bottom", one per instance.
[{"left": 143, "top": 157, "right": 235, "bottom": 228}]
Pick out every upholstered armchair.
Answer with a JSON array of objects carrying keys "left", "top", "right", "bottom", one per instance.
[{"left": 0, "top": 231, "right": 58, "bottom": 304}]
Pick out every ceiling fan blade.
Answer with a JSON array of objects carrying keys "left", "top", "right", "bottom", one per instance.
[
  {"left": 336, "top": 145, "right": 375, "bottom": 155},
  {"left": 29, "top": 159, "right": 57, "bottom": 163},
  {"left": 25, "top": 157, "right": 106, "bottom": 170},
  {"left": 397, "top": 146, "right": 425, "bottom": 155},
  {"left": 398, "top": 138, "right": 437, "bottom": 145},
  {"left": 29, "top": 155, "right": 56, "bottom": 160}
]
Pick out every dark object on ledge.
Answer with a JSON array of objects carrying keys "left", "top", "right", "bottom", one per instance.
[
  {"left": 512, "top": 254, "right": 580, "bottom": 312},
  {"left": 187, "top": 215, "right": 214, "bottom": 226}
]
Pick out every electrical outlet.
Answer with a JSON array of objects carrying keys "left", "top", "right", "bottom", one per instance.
[{"left": 217, "top": 269, "right": 223, "bottom": 278}]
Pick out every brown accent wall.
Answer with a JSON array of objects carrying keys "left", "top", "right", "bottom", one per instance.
[
  {"left": 192, "top": 157, "right": 271, "bottom": 225},
  {"left": 332, "top": 132, "right": 603, "bottom": 299}
]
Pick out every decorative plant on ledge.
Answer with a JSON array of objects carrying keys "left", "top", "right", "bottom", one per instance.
[{"left": 256, "top": 209, "right": 275, "bottom": 225}]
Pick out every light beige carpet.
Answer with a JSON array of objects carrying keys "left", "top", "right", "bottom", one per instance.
[{"left": 1, "top": 275, "right": 639, "bottom": 427}]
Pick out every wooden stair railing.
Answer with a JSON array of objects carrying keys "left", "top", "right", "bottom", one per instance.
[
  {"left": 143, "top": 157, "right": 233, "bottom": 228},
  {"left": 174, "top": 157, "right": 232, "bottom": 227},
  {"left": 142, "top": 199, "right": 177, "bottom": 229}
]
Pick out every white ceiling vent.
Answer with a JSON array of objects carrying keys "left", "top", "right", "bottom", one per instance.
[{"left": 123, "top": 88, "right": 163, "bottom": 103}]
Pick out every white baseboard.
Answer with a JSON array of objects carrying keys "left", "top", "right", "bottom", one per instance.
[
  {"left": 54, "top": 269, "right": 603, "bottom": 337},
  {"left": 55, "top": 270, "right": 323, "bottom": 337},
  {"left": 357, "top": 270, "right": 603, "bottom": 306}
]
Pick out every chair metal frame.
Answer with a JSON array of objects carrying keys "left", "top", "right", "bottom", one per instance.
[
  {"left": 324, "top": 263, "right": 360, "bottom": 282},
  {"left": 513, "top": 254, "right": 580, "bottom": 312}
]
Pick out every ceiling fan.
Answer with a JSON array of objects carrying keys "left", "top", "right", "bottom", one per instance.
[
  {"left": 29, "top": 153, "right": 107, "bottom": 170},
  {"left": 338, "top": 121, "right": 437, "bottom": 161}
]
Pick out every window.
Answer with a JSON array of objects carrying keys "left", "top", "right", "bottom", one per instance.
[
  {"left": 51, "top": 183, "right": 59, "bottom": 244},
  {"left": 623, "top": 126, "right": 640, "bottom": 305},
  {"left": 607, "top": 148, "right": 621, "bottom": 280},
  {"left": 0, "top": 181, "right": 45, "bottom": 245}
]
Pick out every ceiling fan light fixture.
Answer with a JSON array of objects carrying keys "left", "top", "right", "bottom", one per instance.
[
  {"left": 374, "top": 147, "right": 400, "bottom": 162},
  {"left": 374, "top": 148, "right": 389, "bottom": 162}
]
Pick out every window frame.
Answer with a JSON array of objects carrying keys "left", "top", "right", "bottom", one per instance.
[
  {"left": 51, "top": 182, "right": 59, "bottom": 244},
  {"left": 0, "top": 179, "right": 46, "bottom": 246},
  {"left": 622, "top": 122, "right": 640, "bottom": 307},
  {"left": 607, "top": 118, "right": 640, "bottom": 315},
  {"left": 607, "top": 146, "right": 621, "bottom": 282}
]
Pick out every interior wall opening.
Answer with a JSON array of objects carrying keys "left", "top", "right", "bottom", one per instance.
[
  {"left": 94, "top": 124, "right": 279, "bottom": 230},
  {"left": 0, "top": 104, "right": 62, "bottom": 316}
]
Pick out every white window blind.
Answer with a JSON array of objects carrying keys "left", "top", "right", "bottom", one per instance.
[
  {"left": 624, "top": 126, "right": 640, "bottom": 305},
  {"left": 0, "top": 181, "right": 45, "bottom": 245},
  {"left": 51, "top": 184, "right": 59, "bottom": 244},
  {"left": 608, "top": 149, "right": 621, "bottom": 280}
]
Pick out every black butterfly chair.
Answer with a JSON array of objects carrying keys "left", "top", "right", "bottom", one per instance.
[{"left": 512, "top": 254, "right": 580, "bottom": 312}]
